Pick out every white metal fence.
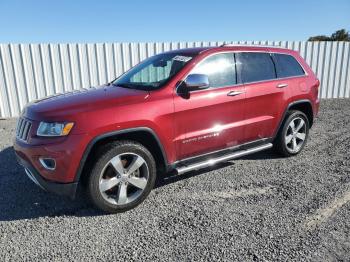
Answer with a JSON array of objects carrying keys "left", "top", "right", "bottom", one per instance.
[{"left": 0, "top": 41, "right": 349, "bottom": 117}]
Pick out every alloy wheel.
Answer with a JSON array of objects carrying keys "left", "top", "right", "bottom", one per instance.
[
  {"left": 99, "top": 153, "right": 149, "bottom": 205},
  {"left": 285, "top": 117, "right": 307, "bottom": 153}
]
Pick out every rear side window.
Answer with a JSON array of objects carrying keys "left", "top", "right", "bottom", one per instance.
[
  {"left": 236, "top": 52, "right": 276, "bottom": 83},
  {"left": 273, "top": 53, "right": 305, "bottom": 78},
  {"left": 191, "top": 53, "right": 236, "bottom": 88}
]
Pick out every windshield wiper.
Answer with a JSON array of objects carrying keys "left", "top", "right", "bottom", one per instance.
[
  {"left": 112, "top": 82, "right": 157, "bottom": 91},
  {"left": 117, "top": 83, "right": 138, "bottom": 89},
  {"left": 106, "top": 81, "right": 118, "bottom": 87},
  {"left": 109, "top": 82, "right": 134, "bottom": 89}
]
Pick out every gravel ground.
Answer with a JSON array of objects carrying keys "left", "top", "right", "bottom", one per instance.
[{"left": 0, "top": 99, "right": 350, "bottom": 261}]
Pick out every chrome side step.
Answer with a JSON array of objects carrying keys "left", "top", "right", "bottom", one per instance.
[{"left": 175, "top": 143, "right": 273, "bottom": 175}]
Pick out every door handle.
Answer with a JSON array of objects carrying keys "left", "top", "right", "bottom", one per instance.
[
  {"left": 227, "top": 90, "right": 244, "bottom": 96},
  {"left": 277, "top": 83, "right": 288, "bottom": 88}
]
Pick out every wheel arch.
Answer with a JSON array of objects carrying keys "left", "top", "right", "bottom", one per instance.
[
  {"left": 75, "top": 127, "right": 169, "bottom": 184},
  {"left": 274, "top": 99, "right": 314, "bottom": 139}
]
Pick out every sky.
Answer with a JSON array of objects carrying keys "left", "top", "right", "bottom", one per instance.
[{"left": 0, "top": 0, "right": 349, "bottom": 43}]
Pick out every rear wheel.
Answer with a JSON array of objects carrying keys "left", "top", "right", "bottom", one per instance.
[
  {"left": 87, "top": 141, "right": 156, "bottom": 213},
  {"left": 274, "top": 110, "right": 309, "bottom": 157}
]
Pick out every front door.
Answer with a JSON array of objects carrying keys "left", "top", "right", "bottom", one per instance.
[{"left": 173, "top": 52, "right": 246, "bottom": 160}]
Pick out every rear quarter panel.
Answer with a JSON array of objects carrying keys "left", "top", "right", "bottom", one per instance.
[
  {"left": 285, "top": 51, "right": 320, "bottom": 117},
  {"left": 268, "top": 48, "right": 320, "bottom": 125}
]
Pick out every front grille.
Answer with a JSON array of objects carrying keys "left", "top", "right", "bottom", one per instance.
[{"left": 16, "top": 117, "right": 32, "bottom": 142}]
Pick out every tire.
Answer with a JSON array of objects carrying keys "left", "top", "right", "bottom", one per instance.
[
  {"left": 274, "top": 110, "right": 309, "bottom": 157},
  {"left": 87, "top": 140, "right": 156, "bottom": 213}
]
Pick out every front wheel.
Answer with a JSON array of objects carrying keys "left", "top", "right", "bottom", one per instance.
[
  {"left": 274, "top": 110, "right": 309, "bottom": 157},
  {"left": 87, "top": 140, "right": 156, "bottom": 213}
]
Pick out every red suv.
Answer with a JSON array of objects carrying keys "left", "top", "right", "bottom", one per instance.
[{"left": 14, "top": 45, "right": 320, "bottom": 213}]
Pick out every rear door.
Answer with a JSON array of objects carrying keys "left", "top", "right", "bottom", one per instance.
[
  {"left": 173, "top": 52, "right": 246, "bottom": 160},
  {"left": 235, "top": 52, "right": 288, "bottom": 143},
  {"left": 272, "top": 52, "right": 307, "bottom": 98}
]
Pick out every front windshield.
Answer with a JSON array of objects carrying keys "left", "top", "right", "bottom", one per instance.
[{"left": 112, "top": 52, "right": 196, "bottom": 90}]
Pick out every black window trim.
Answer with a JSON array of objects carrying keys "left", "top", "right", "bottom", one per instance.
[
  {"left": 270, "top": 53, "right": 278, "bottom": 79},
  {"left": 235, "top": 51, "right": 308, "bottom": 85},
  {"left": 176, "top": 50, "right": 308, "bottom": 95}
]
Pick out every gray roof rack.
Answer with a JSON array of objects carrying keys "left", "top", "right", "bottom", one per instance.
[{"left": 220, "top": 43, "right": 283, "bottom": 48}]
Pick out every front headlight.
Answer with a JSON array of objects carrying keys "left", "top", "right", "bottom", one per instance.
[{"left": 37, "top": 122, "right": 74, "bottom": 137}]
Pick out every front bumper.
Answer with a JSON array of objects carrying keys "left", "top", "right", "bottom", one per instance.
[
  {"left": 16, "top": 153, "right": 78, "bottom": 199},
  {"left": 13, "top": 130, "right": 88, "bottom": 183}
]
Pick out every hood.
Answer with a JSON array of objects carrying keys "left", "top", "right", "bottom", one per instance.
[{"left": 23, "top": 85, "right": 149, "bottom": 121}]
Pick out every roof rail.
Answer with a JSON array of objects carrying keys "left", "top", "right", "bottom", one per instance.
[{"left": 220, "top": 43, "right": 283, "bottom": 48}]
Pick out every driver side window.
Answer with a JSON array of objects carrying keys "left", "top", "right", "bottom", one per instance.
[{"left": 191, "top": 53, "right": 237, "bottom": 88}]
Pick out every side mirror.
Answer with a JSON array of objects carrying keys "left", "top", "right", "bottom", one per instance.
[{"left": 184, "top": 74, "right": 210, "bottom": 90}]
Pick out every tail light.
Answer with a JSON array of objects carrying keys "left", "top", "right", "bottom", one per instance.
[{"left": 313, "top": 79, "right": 320, "bottom": 98}]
